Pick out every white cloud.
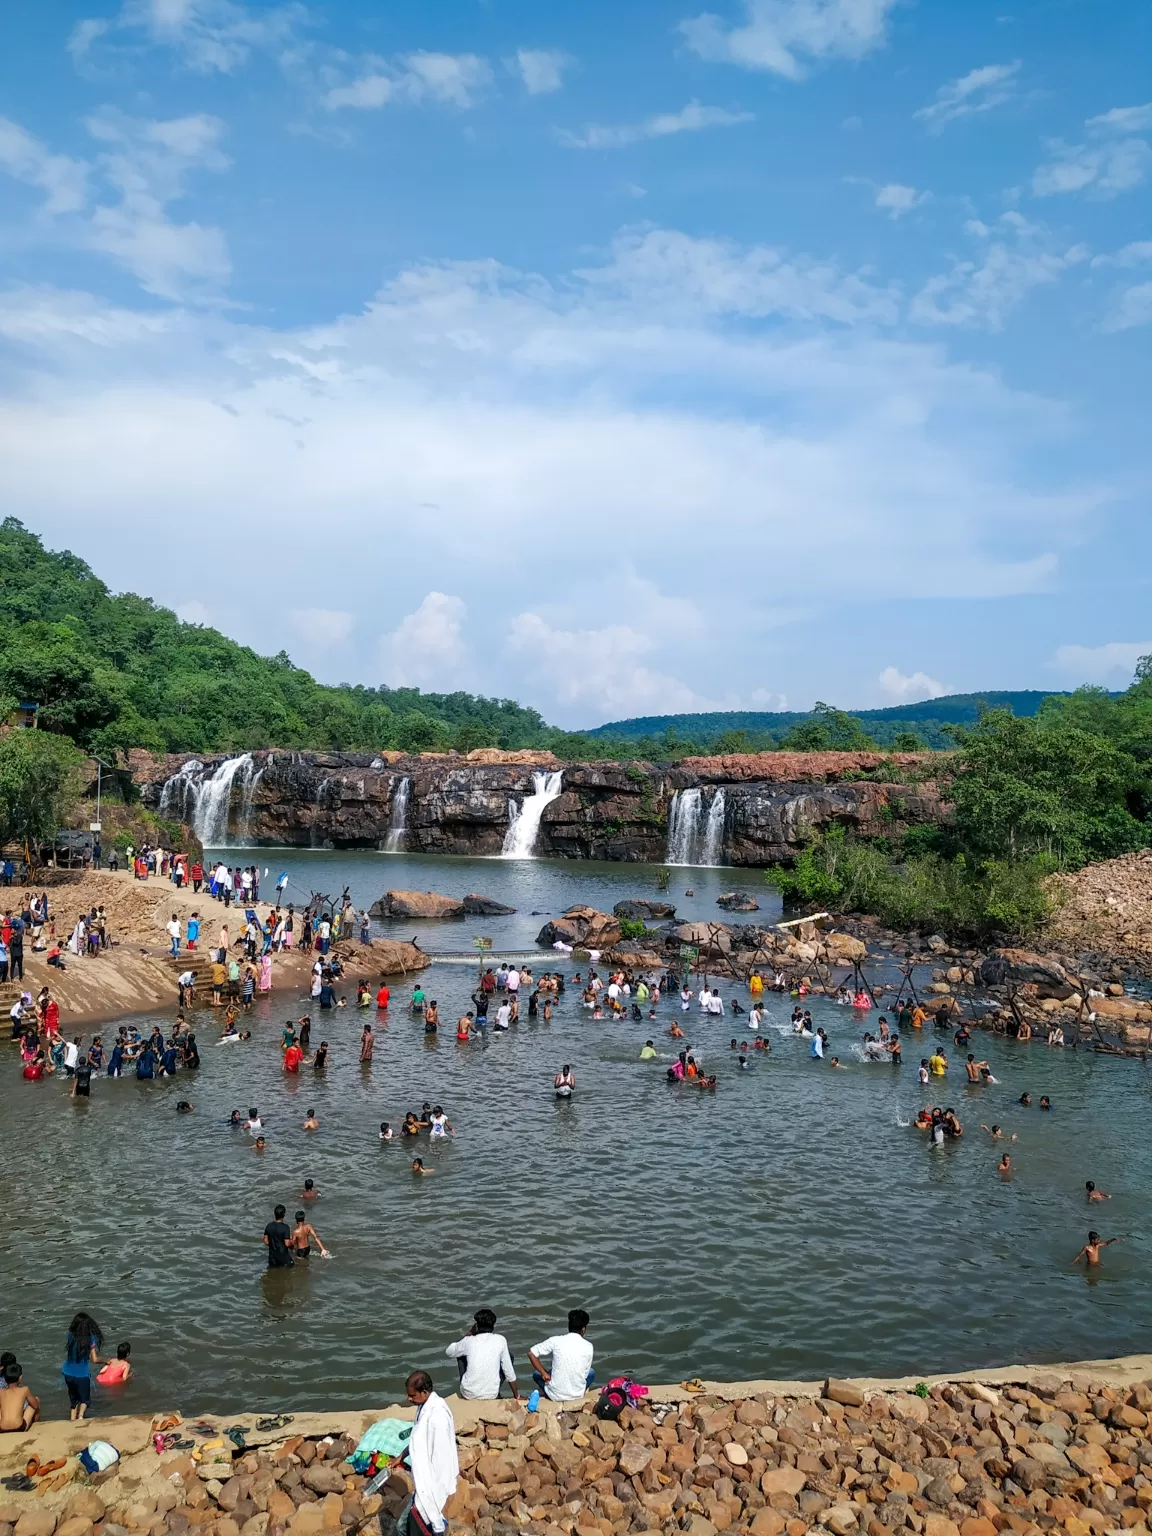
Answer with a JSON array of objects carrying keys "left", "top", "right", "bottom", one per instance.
[
  {"left": 1032, "top": 104, "right": 1152, "bottom": 200},
  {"left": 1051, "top": 642, "right": 1152, "bottom": 685},
  {"left": 83, "top": 110, "right": 231, "bottom": 300},
  {"left": 874, "top": 183, "right": 927, "bottom": 219},
  {"left": 74, "top": 0, "right": 305, "bottom": 74},
  {"left": 577, "top": 226, "right": 898, "bottom": 324},
  {"left": 292, "top": 608, "right": 354, "bottom": 646},
  {"left": 1086, "top": 103, "right": 1152, "bottom": 134},
  {"left": 380, "top": 593, "right": 467, "bottom": 688},
  {"left": 506, "top": 612, "right": 714, "bottom": 719},
  {"left": 324, "top": 52, "right": 493, "bottom": 111},
  {"left": 878, "top": 666, "right": 945, "bottom": 703},
  {"left": 0, "top": 118, "right": 88, "bottom": 215},
  {"left": 1102, "top": 282, "right": 1152, "bottom": 333},
  {"left": 911, "top": 212, "right": 1088, "bottom": 330},
  {"left": 559, "top": 102, "right": 754, "bottom": 150},
  {"left": 0, "top": 230, "right": 1100, "bottom": 723},
  {"left": 914, "top": 62, "right": 1020, "bottom": 133},
  {"left": 1093, "top": 241, "right": 1152, "bottom": 269},
  {"left": 514, "top": 48, "right": 571, "bottom": 95},
  {"left": 680, "top": 0, "right": 898, "bottom": 81}
]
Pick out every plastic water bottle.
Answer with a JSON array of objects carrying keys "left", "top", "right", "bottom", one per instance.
[{"left": 527, "top": 1389, "right": 540, "bottom": 1412}]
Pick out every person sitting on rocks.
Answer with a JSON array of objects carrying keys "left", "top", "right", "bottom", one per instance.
[{"left": 0, "top": 1358, "right": 39, "bottom": 1431}]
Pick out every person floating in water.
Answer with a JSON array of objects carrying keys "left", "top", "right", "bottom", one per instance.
[
  {"left": 1073, "top": 1230, "right": 1125, "bottom": 1266},
  {"left": 981, "top": 1123, "right": 1016, "bottom": 1140}
]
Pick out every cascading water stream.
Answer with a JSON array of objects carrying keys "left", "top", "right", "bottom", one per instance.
[
  {"left": 701, "top": 788, "right": 727, "bottom": 866},
  {"left": 501, "top": 771, "right": 564, "bottom": 858},
  {"left": 666, "top": 786, "right": 727, "bottom": 866},
  {"left": 384, "top": 776, "right": 411, "bottom": 853},
  {"left": 666, "top": 787, "right": 702, "bottom": 865},
  {"left": 191, "top": 755, "right": 256, "bottom": 847},
  {"left": 158, "top": 759, "right": 202, "bottom": 822}
]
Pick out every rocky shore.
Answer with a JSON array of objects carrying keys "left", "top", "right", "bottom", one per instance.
[{"left": 5, "top": 1357, "right": 1152, "bottom": 1536}]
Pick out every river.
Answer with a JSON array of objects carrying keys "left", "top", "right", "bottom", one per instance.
[{"left": 3, "top": 849, "right": 1149, "bottom": 1417}]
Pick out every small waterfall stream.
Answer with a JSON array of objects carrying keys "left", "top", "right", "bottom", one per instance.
[
  {"left": 384, "top": 776, "right": 411, "bottom": 853},
  {"left": 501, "top": 770, "right": 564, "bottom": 858},
  {"left": 666, "top": 786, "right": 727, "bottom": 866}
]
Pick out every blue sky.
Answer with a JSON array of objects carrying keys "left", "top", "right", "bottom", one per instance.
[{"left": 0, "top": 0, "right": 1149, "bottom": 727}]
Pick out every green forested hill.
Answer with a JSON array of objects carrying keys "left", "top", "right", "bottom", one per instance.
[
  {"left": 586, "top": 693, "right": 1097, "bottom": 750},
  {"left": 0, "top": 520, "right": 554, "bottom": 757}
]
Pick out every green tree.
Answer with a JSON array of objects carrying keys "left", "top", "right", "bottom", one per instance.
[
  {"left": 394, "top": 710, "right": 450, "bottom": 753},
  {"left": 778, "top": 703, "right": 876, "bottom": 752},
  {"left": 0, "top": 730, "right": 84, "bottom": 857},
  {"left": 948, "top": 709, "right": 1145, "bottom": 864},
  {"left": 891, "top": 730, "right": 926, "bottom": 751}
]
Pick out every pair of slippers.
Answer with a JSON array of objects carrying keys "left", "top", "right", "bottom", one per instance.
[
  {"left": 25, "top": 1458, "right": 66, "bottom": 1478},
  {"left": 2, "top": 1474, "right": 35, "bottom": 1492},
  {"left": 255, "top": 1414, "right": 294, "bottom": 1432}
]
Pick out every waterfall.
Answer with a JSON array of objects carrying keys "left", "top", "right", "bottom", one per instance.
[
  {"left": 384, "top": 776, "right": 411, "bottom": 853},
  {"left": 236, "top": 758, "right": 267, "bottom": 845},
  {"left": 310, "top": 777, "right": 331, "bottom": 850},
  {"left": 190, "top": 755, "right": 256, "bottom": 847},
  {"left": 158, "top": 759, "right": 202, "bottom": 821},
  {"left": 666, "top": 787, "right": 702, "bottom": 866},
  {"left": 701, "top": 788, "right": 727, "bottom": 866},
  {"left": 666, "top": 786, "right": 727, "bottom": 865},
  {"left": 501, "top": 770, "right": 563, "bottom": 858}
]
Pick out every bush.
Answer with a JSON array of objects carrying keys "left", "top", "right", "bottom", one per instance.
[
  {"left": 766, "top": 824, "right": 1054, "bottom": 940},
  {"left": 618, "top": 916, "right": 654, "bottom": 941}
]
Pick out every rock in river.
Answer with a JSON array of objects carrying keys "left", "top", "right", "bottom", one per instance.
[
  {"left": 716, "top": 891, "right": 760, "bottom": 911},
  {"left": 370, "top": 890, "right": 465, "bottom": 919},
  {"left": 461, "top": 893, "right": 516, "bottom": 916}
]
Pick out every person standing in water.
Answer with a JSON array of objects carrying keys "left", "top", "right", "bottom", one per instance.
[
  {"left": 554, "top": 1065, "right": 575, "bottom": 1098},
  {"left": 289, "top": 1210, "right": 329, "bottom": 1260},
  {"left": 359, "top": 1023, "right": 374, "bottom": 1063},
  {"left": 1074, "top": 1231, "right": 1125, "bottom": 1266}
]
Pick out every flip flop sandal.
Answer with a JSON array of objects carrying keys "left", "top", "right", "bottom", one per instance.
[
  {"left": 255, "top": 1414, "right": 294, "bottom": 1432},
  {"left": 36, "top": 1460, "right": 66, "bottom": 1475},
  {"left": 172, "top": 1438, "right": 196, "bottom": 1450},
  {"left": 680, "top": 1378, "right": 705, "bottom": 1394},
  {"left": 191, "top": 1420, "right": 216, "bottom": 1436},
  {"left": 152, "top": 1413, "right": 182, "bottom": 1434},
  {"left": 3, "top": 1475, "right": 35, "bottom": 1492},
  {"left": 224, "top": 1428, "right": 247, "bottom": 1450}
]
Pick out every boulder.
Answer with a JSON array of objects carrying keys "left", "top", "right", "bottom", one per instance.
[
  {"left": 370, "top": 890, "right": 466, "bottom": 920},
  {"left": 614, "top": 899, "right": 677, "bottom": 920},
  {"left": 536, "top": 906, "right": 622, "bottom": 950},
  {"left": 979, "top": 948, "right": 1067, "bottom": 989},
  {"left": 717, "top": 892, "right": 760, "bottom": 912},
  {"left": 824, "top": 932, "right": 867, "bottom": 962},
  {"left": 461, "top": 894, "right": 516, "bottom": 916},
  {"left": 672, "top": 920, "right": 733, "bottom": 953}
]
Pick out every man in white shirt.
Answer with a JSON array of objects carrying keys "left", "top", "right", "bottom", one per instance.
[
  {"left": 444, "top": 1309, "right": 519, "bottom": 1400},
  {"left": 494, "top": 1002, "right": 511, "bottom": 1032},
  {"left": 505, "top": 967, "right": 520, "bottom": 994},
  {"left": 63, "top": 1036, "right": 80, "bottom": 1075},
  {"left": 167, "top": 914, "right": 182, "bottom": 957},
  {"left": 402, "top": 1371, "right": 458, "bottom": 1536},
  {"left": 698, "top": 985, "right": 711, "bottom": 1011},
  {"left": 528, "top": 1309, "right": 595, "bottom": 1403},
  {"left": 706, "top": 989, "right": 725, "bottom": 1017}
]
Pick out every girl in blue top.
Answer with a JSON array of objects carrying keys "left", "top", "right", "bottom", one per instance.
[{"left": 62, "top": 1312, "right": 104, "bottom": 1420}]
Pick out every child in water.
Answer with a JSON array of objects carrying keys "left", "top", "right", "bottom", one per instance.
[{"left": 96, "top": 1343, "right": 131, "bottom": 1386}]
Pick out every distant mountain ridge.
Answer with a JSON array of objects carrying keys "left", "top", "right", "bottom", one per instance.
[{"left": 587, "top": 692, "right": 1091, "bottom": 746}]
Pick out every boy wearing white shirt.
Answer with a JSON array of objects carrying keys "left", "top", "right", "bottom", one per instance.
[{"left": 445, "top": 1309, "right": 518, "bottom": 1400}]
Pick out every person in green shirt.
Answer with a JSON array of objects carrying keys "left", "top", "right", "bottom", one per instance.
[
  {"left": 639, "top": 1039, "right": 657, "bottom": 1060},
  {"left": 411, "top": 984, "right": 426, "bottom": 1014}
]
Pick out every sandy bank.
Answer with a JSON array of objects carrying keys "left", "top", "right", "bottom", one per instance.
[{"left": 2, "top": 871, "right": 428, "bottom": 1030}]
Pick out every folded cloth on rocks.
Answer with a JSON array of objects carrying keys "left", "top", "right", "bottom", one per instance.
[{"left": 352, "top": 1418, "right": 414, "bottom": 1467}]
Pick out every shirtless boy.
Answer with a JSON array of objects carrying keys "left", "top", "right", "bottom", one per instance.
[{"left": 0, "top": 1361, "right": 39, "bottom": 1431}]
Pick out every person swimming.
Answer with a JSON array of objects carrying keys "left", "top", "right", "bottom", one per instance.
[
  {"left": 1086, "top": 1181, "right": 1110, "bottom": 1202},
  {"left": 639, "top": 1040, "right": 657, "bottom": 1060}
]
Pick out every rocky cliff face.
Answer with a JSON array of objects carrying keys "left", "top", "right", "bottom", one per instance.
[{"left": 135, "top": 749, "right": 945, "bottom": 865}]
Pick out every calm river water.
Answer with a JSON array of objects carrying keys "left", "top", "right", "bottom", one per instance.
[{"left": 3, "top": 850, "right": 1150, "bottom": 1416}]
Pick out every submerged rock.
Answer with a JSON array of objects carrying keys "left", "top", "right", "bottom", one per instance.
[
  {"left": 717, "top": 891, "right": 760, "bottom": 911},
  {"left": 461, "top": 893, "right": 516, "bottom": 916},
  {"left": 614, "top": 899, "right": 677, "bottom": 920},
  {"left": 369, "top": 890, "right": 465, "bottom": 919}
]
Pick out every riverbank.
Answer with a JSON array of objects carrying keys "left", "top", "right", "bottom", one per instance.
[
  {"left": 3, "top": 871, "right": 427, "bottom": 1029},
  {"left": 4, "top": 1354, "right": 1152, "bottom": 1536}
]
